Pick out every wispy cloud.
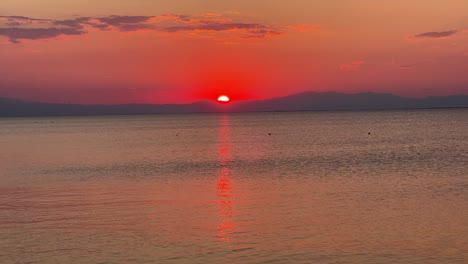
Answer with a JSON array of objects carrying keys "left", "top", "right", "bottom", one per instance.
[
  {"left": 398, "top": 58, "right": 436, "bottom": 69},
  {"left": 0, "top": 15, "right": 49, "bottom": 26},
  {"left": 288, "top": 24, "right": 321, "bottom": 32},
  {"left": 408, "top": 30, "right": 459, "bottom": 41},
  {"left": 340, "top": 60, "right": 365, "bottom": 72},
  {"left": 0, "top": 27, "right": 85, "bottom": 43},
  {"left": 0, "top": 14, "right": 312, "bottom": 43}
]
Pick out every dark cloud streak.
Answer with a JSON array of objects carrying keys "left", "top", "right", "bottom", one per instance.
[
  {"left": 97, "top": 16, "right": 153, "bottom": 25},
  {"left": 96, "top": 16, "right": 154, "bottom": 31},
  {"left": 0, "top": 27, "right": 85, "bottom": 43},
  {"left": 0, "top": 15, "right": 49, "bottom": 22},
  {"left": 413, "top": 30, "right": 458, "bottom": 39},
  {"left": 54, "top": 17, "right": 91, "bottom": 29},
  {"left": 162, "top": 23, "right": 260, "bottom": 32},
  {"left": 0, "top": 14, "right": 292, "bottom": 43}
]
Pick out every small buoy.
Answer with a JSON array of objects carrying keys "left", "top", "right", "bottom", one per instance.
[
  {"left": 368, "top": 132, "right": 371, "bottom": 135},
  {"left": 268, "top": 133, "right": 271, "bottom": 136}
]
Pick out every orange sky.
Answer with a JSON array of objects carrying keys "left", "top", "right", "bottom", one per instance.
[{"left": 1, "top": 0, "right": 467, "bottom": 104}]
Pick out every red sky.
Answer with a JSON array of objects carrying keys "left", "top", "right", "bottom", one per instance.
[{"left": 1, "top": 0, "right": 468, "bottom": 104}]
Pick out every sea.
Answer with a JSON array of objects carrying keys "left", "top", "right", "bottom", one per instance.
[{"left": 1, "top": 109, "right": 468, "bottom": 264}]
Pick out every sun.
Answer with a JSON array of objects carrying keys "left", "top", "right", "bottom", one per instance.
[{"left": 217, "top": 95, "right": 230, "bottom": 103}]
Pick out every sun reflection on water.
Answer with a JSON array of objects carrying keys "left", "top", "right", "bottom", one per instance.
[{"left": 216, "top": 115, "right": 236, "bottom": 243}]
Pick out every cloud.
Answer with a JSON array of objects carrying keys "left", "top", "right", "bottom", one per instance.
[
  {"left": 288, "top": 24, "right": 321, "bottom": 32},
  {"left": 0, "top": 27, "right": 85, "bottom": 43},
  {"left": 98, "top": 16, "right": 153, "bottom": 25},
  {"left": 399, "top": 59, "right": 433, "bottom": 69},
  {"left": 53, "top": 17, "right": 91, "bottom": 29},
  {"left": 161, "top": 22, "right": 285, "bottom": 39},
  {"left": 162, "top": 22, "right": 260, "bottom": 33},
  {"left": 340, "top": 61, "right": 365, "bottom": 71},
  {"left": 408, "top": 30, "right": 459, "bottom": 40},
  {"left": 415, "top": 30, "right": 458, "bottom": 38},
  {"left": 0, "top": 14, "right": 299, "bottom": 43},
  {"left": 96, "top": 15, "right": 154, "bottom": 31},
  {"left": 52, "top": 16, "right": 155, "bottom": 31},
  {"left": 0, "top": 15, "right": 49, "bottom": 23},
  {"left": 157, "top": 14, "right": 287, "bottom": 39}
]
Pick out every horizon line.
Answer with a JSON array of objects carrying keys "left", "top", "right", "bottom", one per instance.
[{"left": 2, "top": 90, "right": 468, "bottom": 106}]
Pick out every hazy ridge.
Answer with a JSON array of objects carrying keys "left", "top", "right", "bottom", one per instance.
[{"left": 1, "top": 92, "right": 468, "bottom": 117}]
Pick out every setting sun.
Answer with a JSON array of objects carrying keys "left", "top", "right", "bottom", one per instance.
[{"left": 217, "top": 95, "right": 230, "bottom": 103}]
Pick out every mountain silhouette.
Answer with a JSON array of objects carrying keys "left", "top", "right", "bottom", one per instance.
[
  {"left": 1, "top": 92, "right": 468, "bottom": 117},
  {"left": 235, "top": 92, "right": 468, "bottom": 112}
]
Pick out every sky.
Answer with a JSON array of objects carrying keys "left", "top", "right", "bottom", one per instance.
[{"left": 1, "top": 0, "right": 467, "bottom": 104}]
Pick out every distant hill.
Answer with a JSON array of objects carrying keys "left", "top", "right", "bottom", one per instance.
[
  {"left": 1, "top": 92, "right": 468, "bottom": 117},
  {"left": 236, "top": 92, "right": 468, "bottom": 112},
  {"left": 0, "top": 98, "right": 218, "bottom": 117}
]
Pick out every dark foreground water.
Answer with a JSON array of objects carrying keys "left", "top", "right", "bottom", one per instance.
[{"left": 1, "top": 110, "right": 468, "bottom": 264}]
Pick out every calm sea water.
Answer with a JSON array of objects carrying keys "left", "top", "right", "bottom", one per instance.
[{"left": 1, "top": 110, "right": 468, "bottom": 264}]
